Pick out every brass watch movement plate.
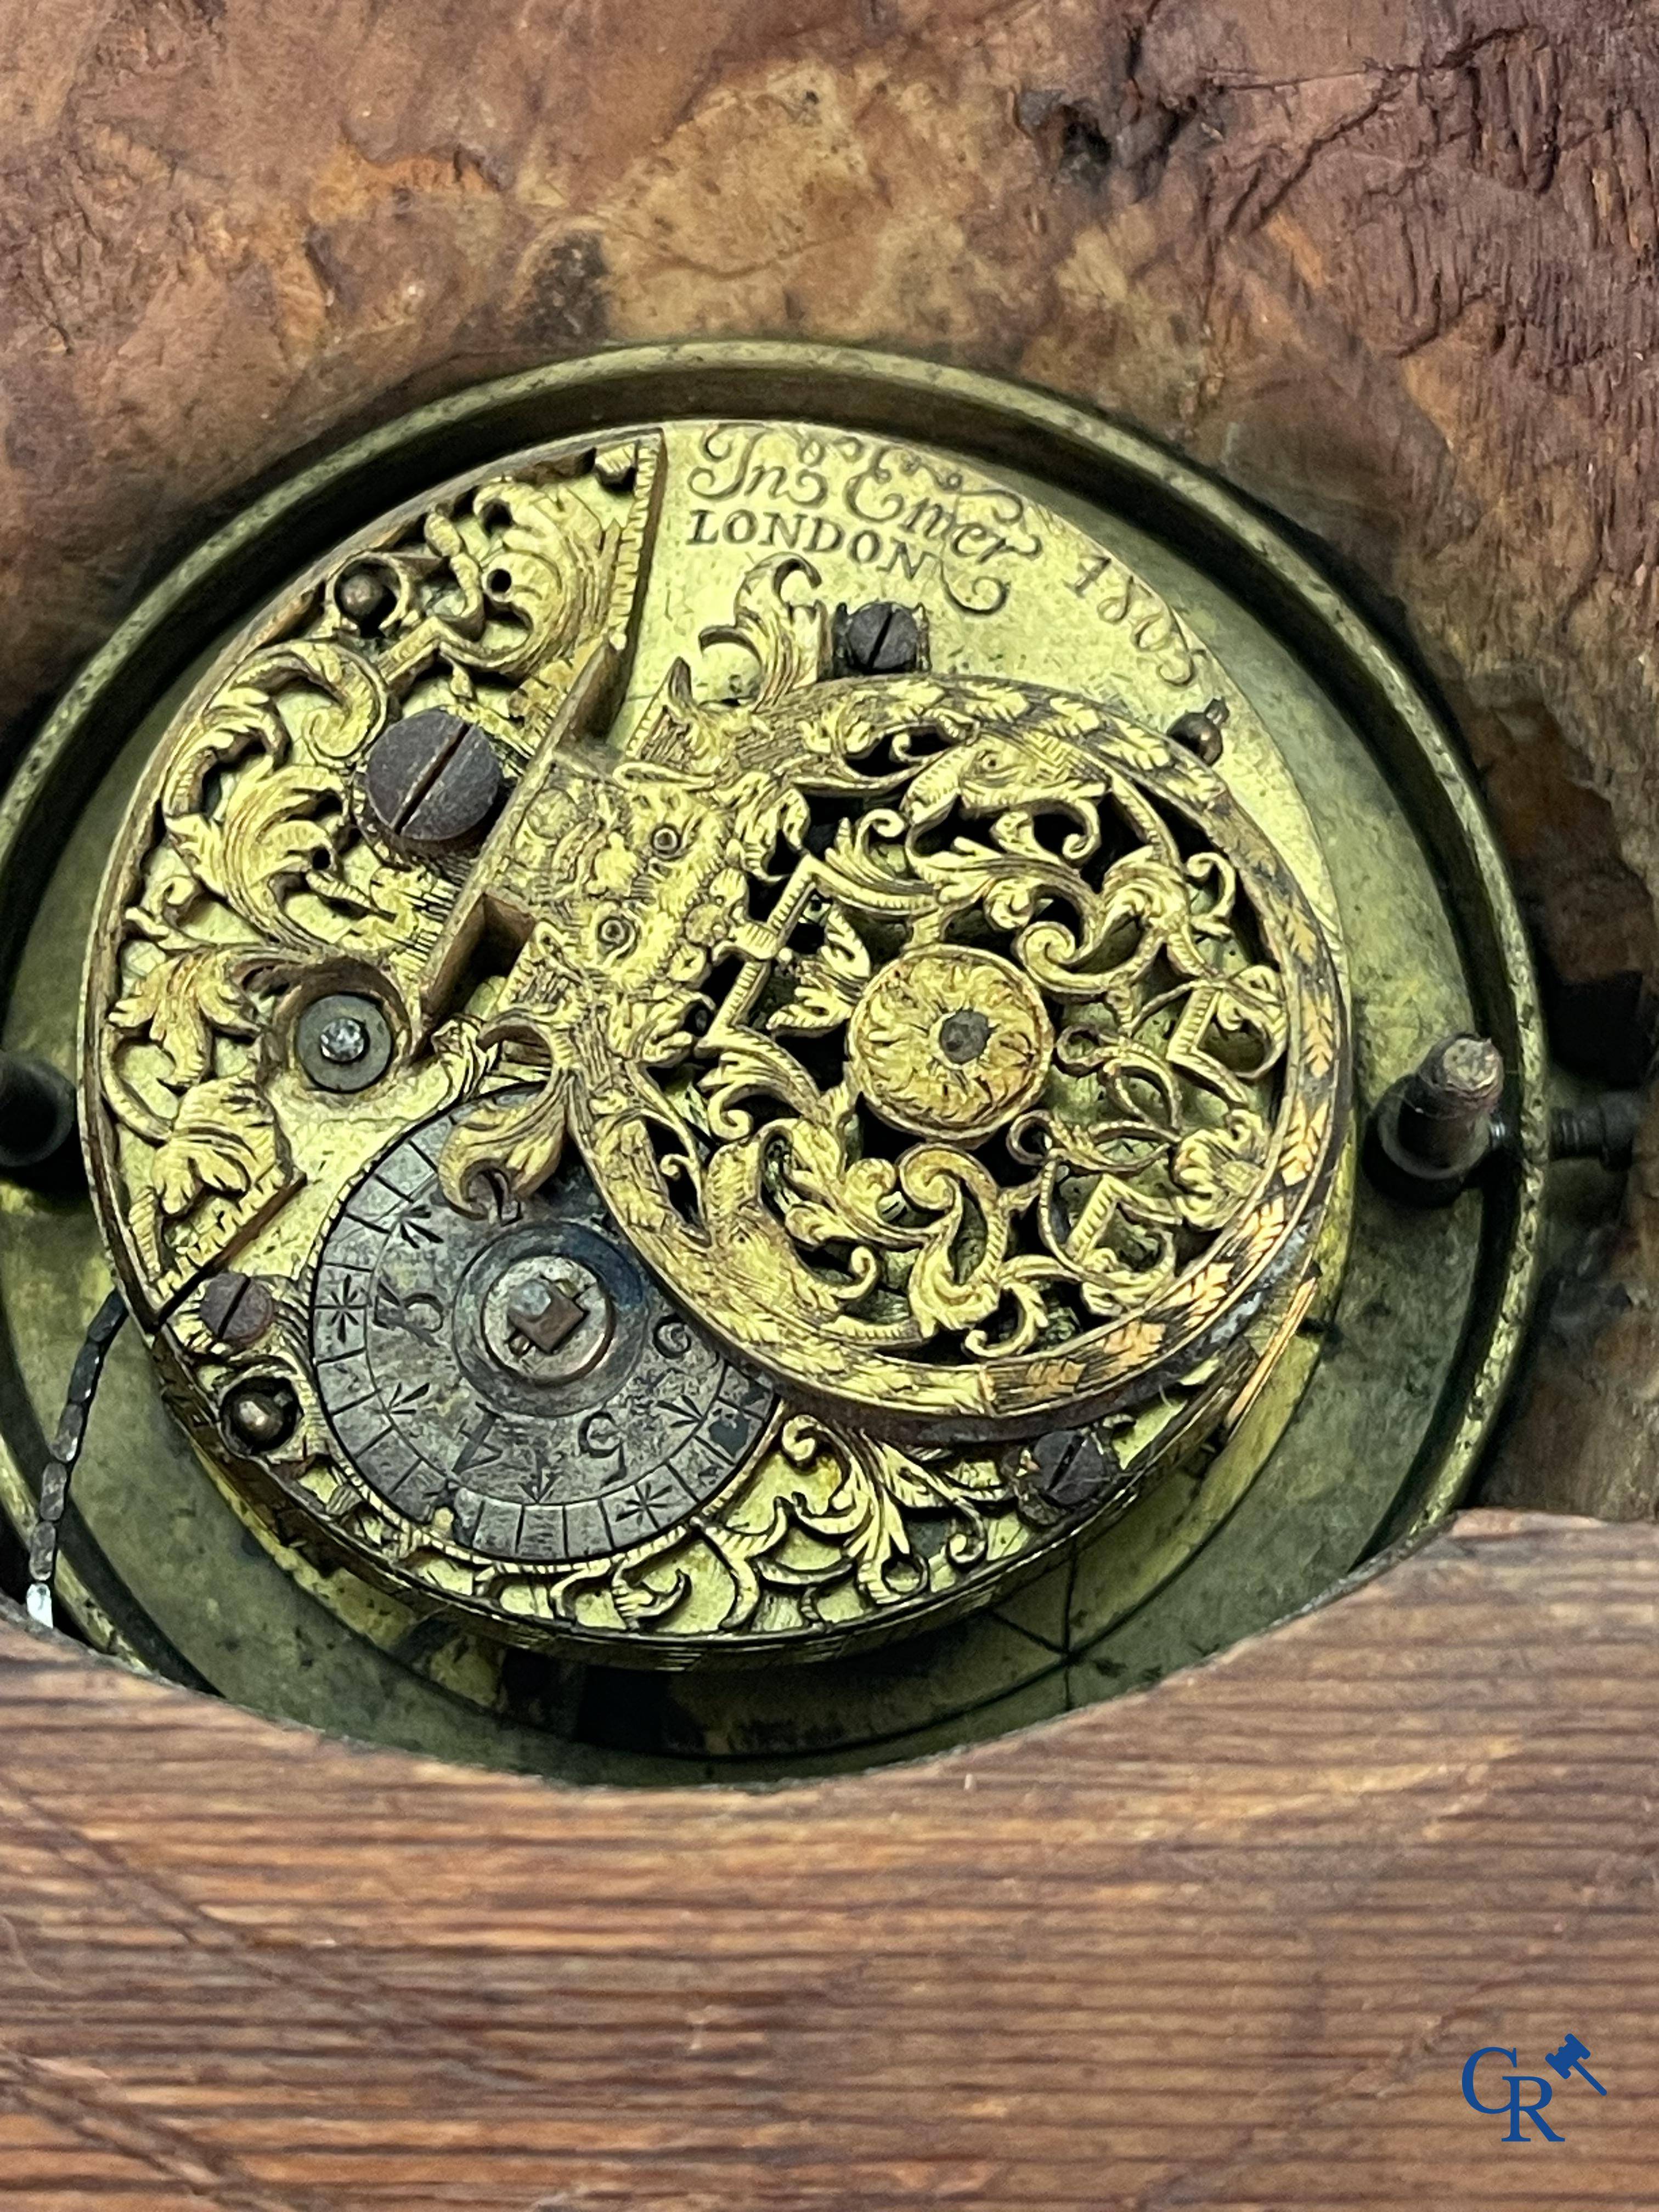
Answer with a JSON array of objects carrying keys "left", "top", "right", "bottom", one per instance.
[{"left": 0, "top": 346, "right": 1544, "bottom": 1781}]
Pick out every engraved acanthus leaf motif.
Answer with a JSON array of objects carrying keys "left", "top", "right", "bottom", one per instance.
[
  {"left": 542, "top": 1412, "right": 1017, "bottom": 1639},
  {"left": 139, "top": 1077, "right": 290, "bottom": 1291},
  {"left": 766, "top": 903, "right": 871, "bottom": 1037},
  {"left": 102, "top": 934, "right": 295, "bottom": 1291},
  {"left": 150, "top": 1079, "right": 281, "bottom": 1217},
  {"left": 91, "top": 450, "right": 652, "bottom": 1304},
  {"left": 435, "top": 551, "right": 1340, "bottom": 1426},
  {"left": 438, "top": 1037, "right": 573, "bottom": 1212},
  {"left": 108, "top": 936, "right": 276, "bottom": 1093}
]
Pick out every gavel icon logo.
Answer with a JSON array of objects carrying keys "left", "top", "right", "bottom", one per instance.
[{"left": 1544, "top": 2034, "right": 1606, "bottom": 2095}]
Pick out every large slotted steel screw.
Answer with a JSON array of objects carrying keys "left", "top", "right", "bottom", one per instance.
[
  {"left": 834, "top": 600, "right": 923, "bottom": 676},
  {"left": 198, "top": 1271, "right": 275, "bottom": 1350},
  {"left": 363, "top": 709, "right": 504, "bottom": 854}
]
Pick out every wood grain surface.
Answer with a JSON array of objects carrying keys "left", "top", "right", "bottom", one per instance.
[{"left": 0, "top": 1506, "right": 1654, "bottom": 2209}]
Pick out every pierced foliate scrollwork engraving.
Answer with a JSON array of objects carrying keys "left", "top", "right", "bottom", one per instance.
[
  {"left": 82, "top": 416, "right": 1348, "bottom": 1662},
  {"left": 426, "top": 551, "right": 1341, "bottom": 1432},
  {"left": 86, "top": 438, "right": 661, "bottom": 1308}
]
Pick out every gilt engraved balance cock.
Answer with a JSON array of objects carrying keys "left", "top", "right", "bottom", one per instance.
[{"left": 80, "top": 416, "right": 1349, "bottom": 1663}]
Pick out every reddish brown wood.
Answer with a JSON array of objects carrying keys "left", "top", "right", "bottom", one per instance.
[{"left": 0, "top": 1507, "right": 1654, "bottom": 2208}]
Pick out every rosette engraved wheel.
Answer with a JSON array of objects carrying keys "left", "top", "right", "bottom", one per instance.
[{"left": 308, "top": 1102, "right": 776, "bottom": 1565}]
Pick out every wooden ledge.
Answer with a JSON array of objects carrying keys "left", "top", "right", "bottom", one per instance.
[{"left": 1, "top": 1506, "right": 1654, "bottom": 2206}]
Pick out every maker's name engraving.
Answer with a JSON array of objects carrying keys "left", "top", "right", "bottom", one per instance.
[{"left": 685, "top": 422, "right": 1043, "bottom": 616}]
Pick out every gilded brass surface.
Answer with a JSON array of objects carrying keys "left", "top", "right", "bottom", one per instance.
[
  {"left": 76, "top": 414, "right": 1347, "bottom": 1663},
  {"left": 0, "top": 345, "right": 1544, "bottom": 1767}
]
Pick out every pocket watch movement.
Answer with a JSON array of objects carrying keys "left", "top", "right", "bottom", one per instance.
[
  {"left": 0, "top": 347, "right": 1544, "bottom": 1773},
  {"left": 75, "top": 406, "right": 1350, "bottom": 1668}
]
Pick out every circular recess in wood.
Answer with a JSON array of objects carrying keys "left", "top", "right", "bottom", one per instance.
[{"left": 0, "top": 345, "right": 1545, "bottom": 1780}]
